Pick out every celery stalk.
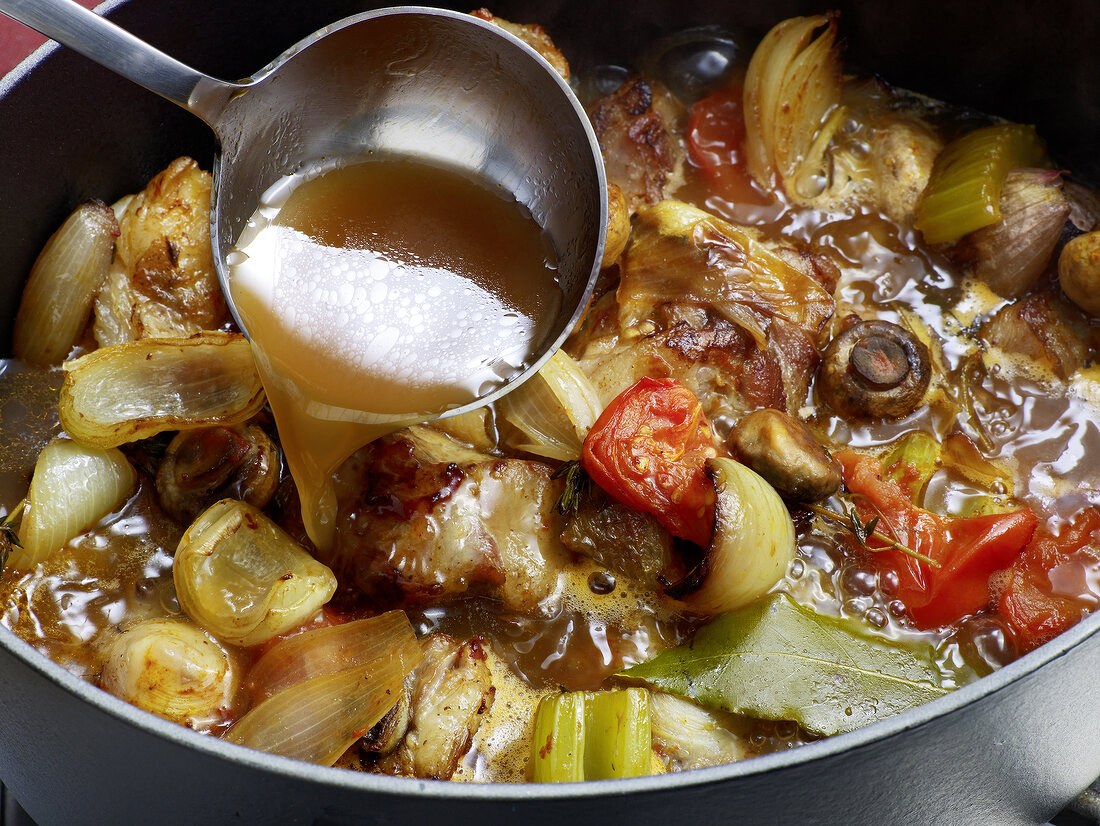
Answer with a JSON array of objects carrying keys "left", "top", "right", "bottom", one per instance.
[
  {"left": 531, "top": 692, "right": 586, "bottom": 783},
  {"left": 530, "top": 689, "right": 652, "bottom": 782},
  {"left": 583, "top": 688, "right": 652, "bottom": 780},
  {"left": 914, "top": 123, "right": 1047, "bottom": 245},
  {"left": 880, "top": 431, "right": 940, "bottom": 505}
]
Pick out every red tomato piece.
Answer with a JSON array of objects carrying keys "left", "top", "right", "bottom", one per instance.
[
  {"left": 836, "top": 449, "right": 1038, "bottom": 628},
  {"left": 581, "top": 377, "right": 717, "bottom": 547},
  {"left": 997, "top": 508, "right": 1100, "bottom": 652},
  {"left": 686, "top": 87, "right": 769, "bottom": 206}
]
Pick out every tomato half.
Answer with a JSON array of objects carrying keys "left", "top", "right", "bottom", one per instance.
[
  {"left": 997, "top": 508, "right": 1100, "bottom": 652},
  {"left": 581, "top": 377, "right": 716, "bottom": 547},
  {"left": 686, "top": 87, "right": 769, "bottom": 206},
  {"left": 836, "top": 449, "right": 1038, "bottom": 628}
]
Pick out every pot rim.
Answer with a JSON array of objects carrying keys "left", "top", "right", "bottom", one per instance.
[{"left": 2, "top": 0, "right": 1098, "bottom": 803}]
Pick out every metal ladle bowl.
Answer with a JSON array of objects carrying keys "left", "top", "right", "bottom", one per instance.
[{"left": 0, "top": 1, "right": 607, "bottom": 415}]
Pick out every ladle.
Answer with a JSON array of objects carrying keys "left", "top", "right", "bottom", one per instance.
[
  {"left": 0, "top": 0, "right": 607, "bottom": 544},
  {"left": 0, "top": 0, "right": 605, "bottom": 394}
]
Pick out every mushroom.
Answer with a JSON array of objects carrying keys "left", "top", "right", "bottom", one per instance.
[
  {"left": 817, "top": 319, "right": 931, "bottom": 420},
  {"left": 156, "top": 423, "right": 281, "bottom": 524},
  {"left": 1059, "top": 230, "right": 1100, "bottom": 318},
  {"left": 727, "top": 408, "right": 841, "bottom": 502}
]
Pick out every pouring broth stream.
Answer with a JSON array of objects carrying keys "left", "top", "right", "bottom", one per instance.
[{"left": 228, "top": 156, "right": 563, "bottom": 547}]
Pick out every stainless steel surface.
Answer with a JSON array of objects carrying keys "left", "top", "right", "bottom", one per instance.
[{"left": 0, "top": 1, "right": 607, "bottom": 422}]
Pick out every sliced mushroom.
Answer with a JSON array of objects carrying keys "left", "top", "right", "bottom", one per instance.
[
  {"left": 817, "top": 319, "right": 931, "bottom": 419},
  {"left": 727, "top": 408, "right": 841, "bottom": 502}
]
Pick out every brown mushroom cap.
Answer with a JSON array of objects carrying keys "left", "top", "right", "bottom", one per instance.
[{"left": 817, "top": 319, "right": 931, "bottom": 420}]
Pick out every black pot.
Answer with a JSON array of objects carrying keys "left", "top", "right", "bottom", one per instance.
[{"left": 1, "top": 2, "right": 1098, "bottom": 824}]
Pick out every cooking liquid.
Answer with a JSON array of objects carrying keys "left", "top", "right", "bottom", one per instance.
[{"left": 228, "top": 157, "right": 562, "bottom": 547}]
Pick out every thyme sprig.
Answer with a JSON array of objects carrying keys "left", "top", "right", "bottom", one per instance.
[
  {"left": 552, "top": 460, "right": 592, "bottom": 517},
  {"left": 0, "top": 500, "right": 26, "bottom": 573},
  {"left": 807, "top": 499, "right": 941, "bottom": 568}
]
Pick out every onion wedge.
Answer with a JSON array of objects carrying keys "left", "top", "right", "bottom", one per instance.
[
  {"left": 669, "top": 457, "right": 795, "bottom": 614},
  {"left": 13, "top": 200, "right": 119, "bottom": 366},
  {"left": 12, "top": 437, "right": 136, "bottom": 569},
  {"left": 59, "top": 332, "right": 265, "bottom": 448},
  {"left": 227, "top": 614, "right": 421, "bottom": 765}
]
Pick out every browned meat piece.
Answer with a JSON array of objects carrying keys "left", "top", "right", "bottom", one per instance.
[
  {"left": 94, "top": 157, "right": 229, "bottom": 345},
  {"left": 981, "top": 289, "right": 1096, "bottom": 380},
  {"left": 371, "top": 634, "right": 495, "bottom": 780},
  {"left": 469, "top": 9, "right": 570, "bottom": 80},
  {"left": 588, "top": 77, "right": 685, "bottom": 214},
  {"left": 326, "top": 435, "right": 569, "bottom": 614},
  {"left": 567, "top": 202, "right": 835, "bottom": 421}
]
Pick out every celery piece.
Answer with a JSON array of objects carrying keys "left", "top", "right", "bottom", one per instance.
[
  {"left": 880, "top": 431, "right": 940, "bottom": 505},
  {"left": 531, "top": 692, "right": 586, "bottom": 783},
  {"left": 914, "top": 123, "right": 1047, "bottom": 245},
  {"left": 530, "top": 689, "right": 653, "bottom": 782},
  {"left": 583, "top": 688, "right": 652, "bottom": 780}
]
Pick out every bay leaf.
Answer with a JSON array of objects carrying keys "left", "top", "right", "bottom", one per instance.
[{"left": 620, "top": 593, "right": 949, "bottom": 736}]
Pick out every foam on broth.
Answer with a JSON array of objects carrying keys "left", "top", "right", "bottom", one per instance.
[{"left": 228, "top": 156, "right": 562, "bottom": 547}]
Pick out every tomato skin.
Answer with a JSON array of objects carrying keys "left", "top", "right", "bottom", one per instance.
[
  {"left": 836, "top": 450, "right": 1038, "bottom": 628},
  {"left": 686, "top": 87, "right": 769, "bottom": 206},
  {"left": 581, "top": 377, "right": 716, "bottom": 547},
  {"left": 998, "top": 508, "right": 1100, "bottom": 652}
]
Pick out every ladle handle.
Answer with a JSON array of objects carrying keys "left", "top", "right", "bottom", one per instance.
[{"left": 0, "top": 0, "right": 238, "bottom": 124}]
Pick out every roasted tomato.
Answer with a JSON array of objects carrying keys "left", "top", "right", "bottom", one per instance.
[
  {"left": 686, "top": 87, "right": 769, "bottom": 206},
  {"left": 836, "top": 449, "right": 1038, "bottom": 628},
  {"left": 581, "top": 377, "right": 717, "bottom": 547},
  {"left": 997, "top": 508, "right": 1100, "bottom": 652}
]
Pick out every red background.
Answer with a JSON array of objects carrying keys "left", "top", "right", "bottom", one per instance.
[{"left": 0, "top": 1, "right": 103, "bottom": 78}]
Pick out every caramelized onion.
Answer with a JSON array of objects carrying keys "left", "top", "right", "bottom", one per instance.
[
  {"left": 247, "top": 611, "right": 415, "bottom": 702},
  {"left": 499, "top": 350, "right": 604, "bottom": 460},
  {"left": 227, "top": 622, "right": 421, "bottom": 765},
  {"left": 13, "top": 200, "right": 119, "bottom": 366},
  {"left": 743, "top": 14, "right": 843, "bottom": 204},
  {"left": 59, "top": 332, "right": 265, "bottom": 448},
  {"left": 668, "top": 457, "right": 795, "bottom": 614},
  {"left": 13, "top": 437, "right": 136, "bottom": 569},
  {"left": 100, "top": 617, "right": 239, "bottom": 730},
  {"left": 174, "top": 499, "right": 337, "bottom": 647}
]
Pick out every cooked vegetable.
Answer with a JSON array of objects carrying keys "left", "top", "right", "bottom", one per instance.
[
  {"left": 960, "top": 169, "right": 1069, "bottom": 299},
  {"left": 12, "top": 437, "right": 136, "bottom": 570},
  {"left": 727, "top": 408, "right": 841, "bottom": 502},
  {"left": 622, "top": 593, "right": 948, "bottom": 737},
  {"left": 226, "top": 624, "right": 421, "bottom": 766},
  {"left": 530, "top": 688, "right": 652, "bottom": 782},
  {"left": 997, "top": 508, "right": 1100, "bottom": 652},
  {"left": 880, "top": 431, "right": 940, "bottom": 505},
  {"left": 743, "top": 14, "right": 844, "bottom": 204},
  {"left": 1058, "top": 230, "right": 1100, "bottom": 317},
  {"left": 99, "top": 617, "right": 238, "bottom": 730},
  {"left": 13, "top": 200, "right": 118, "bottom": 366},
  {"left": 247, "top": 611, "right": 415, "bottom": 702},
  {"left": 602, "top": 182, "right": 631, "bottom": 268},
  {"left": 914, "top": 123, "right": 1048, "bottom": 245},
  {"left": 155, "top": 424, "right": 281, "bottom": 524},
  {"left": 666, "top": 457, "right": 796, "bottom": 615},
  {"left": 174, "top": 499, "right": 337, "bottom": 647},
  {"left": 499, "top": 350, "right": 605, "bottom": 461},
  {"left": 619, "top": 200, "right": 835, "bottom": 344},
  {"left": 837, "top": 450, "right": 1038, "bottom": 628},
  {"left": 817, "top": 320, "right": 932, "bottom": 420},
  {"left": 581, "top": 376, "right": 716, "bottom": 547},
  {"left": 648, "top": 691, "right": 746, "bottom": 770},
  {"left": 686, "top": 86, "right": 765, "bottom": 206},
  {"left": 59, "top": 332, "right": 266, "bottom": 448}
]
